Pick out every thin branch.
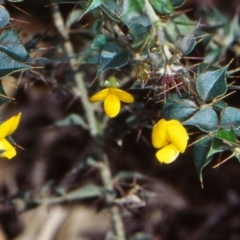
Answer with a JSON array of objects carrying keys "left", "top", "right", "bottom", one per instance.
[
  {"left": 99, "top": 154, "right": 126, "bottom": 240},
  {"left": 51, "top": 4, "right": 98, "bottom": 137}
]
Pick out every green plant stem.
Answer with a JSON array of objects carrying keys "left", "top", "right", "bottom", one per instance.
[
  {"left": 51, "top": 4, "right": 98, "bottom": 137},
  {"left": 51, "top": 4, "right": 126, "bottom": 240},
  {"left": 100, "top": 155, "right": 126, "bottom": 240}
]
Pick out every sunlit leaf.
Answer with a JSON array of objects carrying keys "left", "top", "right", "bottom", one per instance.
[
  {"left": 183, "top": 106, "right": 219, "bottom": 132},
  {"left": 196, "top": 66, "right": 227, "bottom": 102},
  {"left": 163, "top": 99, "right": 198, "bottom": 121},
  {"left": 220, "top": 107, "right": 240, "bottom": 130},
  {"left": 0, "top": 51, "right": 30, "bottom": 78},
  {"left": 0, "top": 6, "right": 9, "bottom": 29},
  {"left": 0, "top": 29, "right": 30, "bottom": 62}
]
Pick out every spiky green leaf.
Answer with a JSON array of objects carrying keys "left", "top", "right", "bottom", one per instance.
[
  {"left": 196, "top": 67, "right": 227, "bottom": 102},
  {"left": 183, "top": 106, "right": 219, "bottom": 132},
  {"left": 194, "top": 135, "right": 212, "bottom": 184}
]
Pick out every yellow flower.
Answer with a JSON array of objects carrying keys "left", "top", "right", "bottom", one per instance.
[
  {"left": 0, "top": 112, "right": 22, "bottom": 159},
  {"left": 152, "top": 119, "right": 188, "bottom": 164},
  {"left": 89, "top": 88, "right": 134, "bottom": 118}
]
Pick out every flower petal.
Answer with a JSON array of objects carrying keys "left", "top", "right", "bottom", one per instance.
[
  {"left": 89, "top": 89, "right": 109, "bottom": 102},
  {"left": 156, "top": 143, "right": 179, "bottom": 164},
  {"left": 152, "top": 119, "right": 169, "bottom": 148},
  {"left": 104, "top": 90, "right": 121, "bottom": 118},
  {"left": 0, "top": 138, "right": 16, "bottom": 159},
  {"left": 113, "top": 88, "right": 134, "bottom": 103},
  {"left": 0, "top": 113, "right": 22, "bottom": 140},
  {"left": 166, "top": 120, "right": 188, "bottom": 153}
]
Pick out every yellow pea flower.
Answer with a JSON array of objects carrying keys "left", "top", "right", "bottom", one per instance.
[
  {"left": 90, "top": 88, "right": 134, "bottom": 118},
  {"left": 152, "top": 119, "right": 188, "bottom": 164},
  {"left": 0, "top": 112, "right": 22, "bottom": 159}
]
